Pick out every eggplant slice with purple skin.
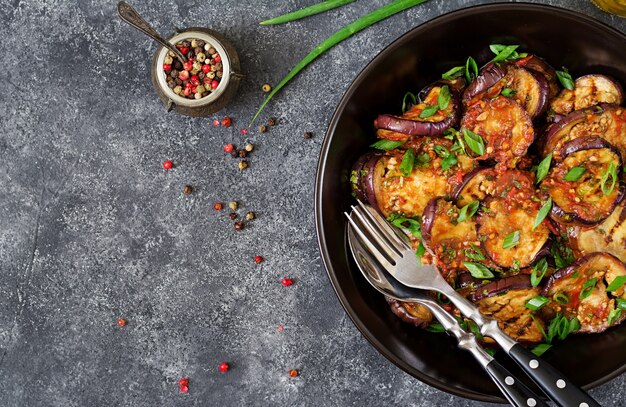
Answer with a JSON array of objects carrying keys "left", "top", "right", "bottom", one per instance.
[
  {"left": 374, "top": 83, "right": 461, "bottom": 139},
  {"left": 541, "top": 136, "right": 625, "bottom": 226},
  {"left": 451, "top": 167, "right": 497, "bottom": 207},
  {"left": 460, "top": 95, "right": 534, "bottom": 169},
  {"left": 541, "top": 103, "right": 626, "bottom": 162},
  {"left": 353, "top": 139, "right": 473, "bottom": 218},
  {"left": 550, "top": 74, "right": 624, "bottom": 116},
  {"left": 518, "top": 54, "right": 560, "bottom": 99},
  {"left": 422, "top": 198, "right": 494, "bottom": 282},
  {"left": 386, "top": 297, "right": 433, "bottom": 328},
  {"left": 542, "top": 252, "right": 626, "bottom": 333},
  {"left": 463, "top": 63, "right": 550, "bottom": 119},
  {"left": 350, "top": 151, "right": 384, "bottom": 208},
  {"left": 472, "top": 274, "right": 546, "bottom": 343},
  {"left": 568, "top": 201, "right": 626, "bottom": 263}
]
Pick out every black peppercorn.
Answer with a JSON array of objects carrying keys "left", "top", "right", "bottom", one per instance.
[
  {"left": 187, "top": 51, "right": 194, "bottom": 60},
  {"left": 173, "top": 60, "right": 183, "bottom": 70},
  {"left": 229, "top": 213, "right": 238, "bottom": 220},
  {"left": 198, "top": 72, "right": 205, "bottom": 80},
  {"left": 230, "top": 150, "right": 238, "bottom": 158},
  {"left": 197, "top": 40, "right": 205, "bottom": 48},
  {"left": 183, "top": 185, "right": 193, "bottom": 195},
  {"left": 175, "top": 78, "right": 182, "bottom": 85},
  {"left": 194, "top": 47, "right": 203, "bottom": 55},
  {"left": 182, "top": 41, "right": 191, "bottom": 48},
  {"left": 234, "top": 221, "right": 245, "bottom": 231},
  {"left": 170, "top": 69, "right": 179, "bottom": 78},
  {"left": 304, "top": 132, "right": 313, "bottom": 139},
  {"left": 268, "top": 117, "right": 278, "bottom": 126},
  {"left": 238, "top": 150, "right": 247, "bottom": 158}
]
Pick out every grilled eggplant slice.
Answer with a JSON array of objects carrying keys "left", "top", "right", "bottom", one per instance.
[
  {"left": 374, "top": 84, "right": 461, "bottom": 138},
  {"left": 542, "top": 252, "right": 626, "bottom": 333},
  {"left": 386, "top": 297, "right": 433, "bottom": 328},
  {"left": 568, "top": 201, "right": 626, "bottom": 263},
  {"left": 370, "top": 140, "right": 473, "bottom": 218},
  {"left": 517, "top": 54, "right": 560, "bottom": 99},
  {"left": 351, "top": 152, "right": 383, "bottom": 205},
  {"left": 541, "top": 137, "right": 624, "bottom": 225},
  {"left": 550, "top": 74, "right": 624, "bottom": 116},
  {"left": 451, "top": 167, "right": 497, "bottom": 207},
  {"left": 473, "top": 275, "right": 545, "bottom": 342},
  {"left": 463, "top": 63, "right": 549, "bottom": 119},
  {"left": 541, "top": 104, "right": 626, "bottom": 162},
  {"left": 421, "top": 198, "right": 488, "bottom": 282},
  {"left": 460, "top": 95, "right": 534, "bottom": 169}
]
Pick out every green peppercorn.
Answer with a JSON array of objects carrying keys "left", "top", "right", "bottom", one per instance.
[
  {"left": 245, "top": 211, "right": 255, "bottom": 220},
  {"left": 183, "top": 185, "right": 193, "bottom": 195},
  {"left": 228, "top": 201, "right": 238, "bottom": 211}
]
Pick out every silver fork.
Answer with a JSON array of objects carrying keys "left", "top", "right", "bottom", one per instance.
[
  {"left": 346, "top": 201, "right": 600, "bottom": 407},
  {"left": 347, "top": 222, "right": 547, "bottom": 407}
]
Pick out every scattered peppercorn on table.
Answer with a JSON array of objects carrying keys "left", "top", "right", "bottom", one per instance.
[{"left": 1, "top": 1, "right": 625, "bottom": 406}]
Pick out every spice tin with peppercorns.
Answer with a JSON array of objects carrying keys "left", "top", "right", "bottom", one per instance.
[{"left": 151, "top": 27, "right": 242, "bottom": 117}]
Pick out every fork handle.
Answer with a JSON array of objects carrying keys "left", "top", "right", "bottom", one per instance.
[
  {"left": 484, "top": 358, "right": 548, "bottom": 407},
  {"left": 440, "top": 286, "right": 600, "bottom": 407}
]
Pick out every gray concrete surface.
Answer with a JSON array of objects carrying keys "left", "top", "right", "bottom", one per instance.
[{"left": 0, "top": 0, "right": 624, "bottom": 405}]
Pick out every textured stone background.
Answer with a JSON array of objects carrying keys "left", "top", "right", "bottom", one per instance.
[{"left": 0, "top": 0, "right": 624, "bottom": 406}]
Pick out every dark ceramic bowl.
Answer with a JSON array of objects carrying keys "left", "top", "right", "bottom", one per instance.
[{"left": 315, "top": 3, "right": 626, "bottom": 403}]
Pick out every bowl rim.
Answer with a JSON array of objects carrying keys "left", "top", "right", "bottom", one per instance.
[{"left": 314, "top": 1, "right": 626, "bottom": 402}]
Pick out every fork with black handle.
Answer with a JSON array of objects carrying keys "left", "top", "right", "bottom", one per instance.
[
  {"left": 347, "top": 222, "right": 548, "bottom": 407},
  {"left": 347, "top": 201, "right": 600, "bottom": 407}
]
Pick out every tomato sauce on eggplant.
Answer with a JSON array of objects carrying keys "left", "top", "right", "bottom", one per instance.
[{"left": 351, "top": 45, "right": 626, "bottom": 342}]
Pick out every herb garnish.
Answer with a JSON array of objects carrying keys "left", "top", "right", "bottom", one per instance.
[
  {"left": 399, "top": 148, "right": 415, "bottom": 176},
  {"left": 608, "top": 309, "right": 622, "bottom": 326},
  {"left": 419, "top": 105, "right": 439, "bottom": 118},
  {"left": 387, "top": 213, "right": 422, "bottom": 239},
  {"left": 463, "top": 262, "right": 495, "bottom": 279},
  {"left": 415, "top": 241, "right": 426, "bottom": 258},
  {"left": 433, "top": 145, "right": 457, "bottom": 171},
  {"left": 401, "top": 91, "right": 417, "bottom": 113},
  {"left": 260, "top": 0, "right": 356, "bottom": 25},
  {"left": 532, "top": 197, "right": 552, "bottom": 231},
  {"left": 526, "top": 295, "right": 550, "bottom": 311},
  {"left": 530, "top": 258, "right": 548, "bottom": 287},
  {"left": 601, "top": 162, "right": 617, "bottom": 196},
  {"left": 502, "top": 230, "right": 520, "bottom": 249},
  {"left": 489, "top": 44, "right": 527, "bottom": 62},
  {"left": 419, "top": 85, "right": 450, "bottom": 118},
  {"left": 465, "top": 56, "right": 478, "bottom": 83},
  {"left": 458, "top": 200, "right": 479, "bottom": 222},
  {"left": 462, "top": 128, "right": 485, "bottom": 156},
  {"left": 536, "top": 153, "right": 552, "bottom": 184},
  {"left": 556, "top": 68, "right": 575, "bottom": 90},
  {"left": 465, "top": 243, "right": 486, "bottom": 261},
  {"left": 606, "top": 276, "right": 626, "bottom": 292},
  {"left": 370, "top": 140, "right": 404, "bottom": 150},
  {"left": 579, "top": 278, "right": 597, "bottom": 300},
  {"left": 500, "top": 87, "right": 516, "bottom": 97},
  {"left": 441, "top": 65, "right": 464, "bottom": 81},
  {"left": 564, "top": 166, "right": 586, "bottom": 182},
  {"left": 554, "top": 292, "right": 569, "bottom": 305}
]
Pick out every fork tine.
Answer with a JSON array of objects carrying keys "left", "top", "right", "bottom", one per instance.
[
  {"left": 350, "top": 205, "right": 402, "bottom": 258},
  {"left": 356, "top": 200, "right": 412, "bottom": 251},
  {"left": 344, "top": 212, "right": 396, "bottom": 271}
]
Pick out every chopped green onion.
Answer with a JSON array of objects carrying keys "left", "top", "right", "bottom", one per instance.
[
  {"left": 415, "top": 241, "right": 426, "bottom": 258},
  {"left": 458, "top": 201, "right": 479, "bottom": 222},
  {"left": 260, "top": 0, "right": 356, "bottom": 25},
  {"left": 463, "top": 262, "right": 495, "bottom": 279},
  {"left": 399, "top": 148, "right": 415, "bottom": 177},
  {"left": 501, "top": 87, "right": 516, "bottom": 97},
  {"left": 532, "top": 197, "right": 552, "bottom": 231},
  {"left": 564, "top": 166, "right": 586, "bottom": 182},
  {"left": 419, "top": 104, "right": 439, "bottom": 118},
  {"left": 616, "top": 299, "right": 626, "bottom": 310},
  {"left": 415, "top": 152, "right": 431, "bottom": 168},
  {"left": 485, "top": 348, "right": 496, "bottom": 357},
  {"left": 580, "top": 278, "right": 597, "bottom": 299},
  {"left": 465, "top": 243, "right": 486, "bottom": 261},
  {"left": 462, "top": 128, "right": 485, "bottom": 156},
  {"left": 551, "top": 240, "right": 575, "bottom": 268},
  {"left": 251, "top": 0, "right": 431, "bottom": 125},
  {"left": 536, "top": 153, "right": 552, "bottom": 184},
  {"left": 531, "top": 343, "right": 552, "bottom": 357},
  {"left": 554, "top": 292, "right": 569, "bottom": 305},
  {"left": 502, "top": 230, "right": 520, "bottom": 249},
  {"left": 433, "top": 145, "right": 450, "bottom": 158},
  {"left": 437, "top": 85, "right": 450, "bottom": 110},
  {"left": 370, "top": 139, "right": 404, "bottom": 150},
  {"left": 530, "top": 258, "right": 548, "bottom": 287},
  {"left": 606, "top": 275, "right": 626, "bottom": 292},
  {"left": 387, "top": 213, "right": 421, "bottom": 239},
  {"left": 441, "top": 66, "right": 464, "bottom": 81},
  {"left": 465, "top": 56, "right": 478, "bottom": 83},
  {"left": 526, "top": 295, "right": 550, "bottom": 311},
  {"left": 608, "top": 309, "right": 622, "bottom": 326},
  {"left": 468, "top": 320, "right": 483, "bottom": 340},
  {"left": 440, "top": 154, "right": 458, "bottom": 171},
  {"left": 492, "top": 44, "right": 519, "bottom": 62},
  {"left": 402, "top": 91, "right": 417, "bottom": 113},
  {"left": 425, "top": 322, "right": 445, "bottom": 333},
  {"left": 601, "top": 162, "right": 617, "bottom": 196},
  {"left": 556, "top": 68, "right": 575, "bottom": 90}
]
